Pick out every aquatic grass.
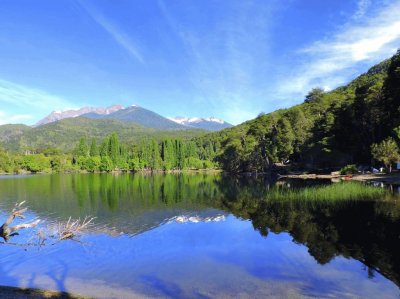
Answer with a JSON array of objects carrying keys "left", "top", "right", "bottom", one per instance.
[{"left": 265, "top": 181, "right": 387, "bottom": 202}]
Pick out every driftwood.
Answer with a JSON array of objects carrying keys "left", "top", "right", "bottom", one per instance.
[
  {"left": 0, "top": 202, "right": 40, "bottom": 242},
  {"left": 57, "top": 216, "right": 95, "bottom": 240},
  {"left": 0, "top": 202, "right": 97, "bottom": 245}
]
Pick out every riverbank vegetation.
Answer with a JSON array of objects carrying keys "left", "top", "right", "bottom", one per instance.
[
  {"left": 264, "top": 182, "right": 386, "bottom": 202},
  {"left": 0, "top": 133, "right": 220, "bottom": 173}
]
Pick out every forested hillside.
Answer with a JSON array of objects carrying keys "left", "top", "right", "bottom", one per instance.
[
  {"left": 205, "top": 50, "right": 400, "bottom": 172},
  {"left": 0, "top": 117, "right": 205, "bottom": 152}
]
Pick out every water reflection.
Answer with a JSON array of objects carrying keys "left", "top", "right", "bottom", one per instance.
[
  {"left": 0, "top": 173, "right": 399, "bottom": 296},
  {"left": 214, "top": 176, "right": 400, "bottom": 287}
]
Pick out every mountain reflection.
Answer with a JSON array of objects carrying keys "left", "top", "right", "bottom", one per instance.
[{"left": 0, "top": 173, "right": 399, "bottom": 287}]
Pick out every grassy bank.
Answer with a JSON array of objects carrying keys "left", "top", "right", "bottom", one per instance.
[{"left": 266, "top": 182, "right": 387, "bottom": 202}]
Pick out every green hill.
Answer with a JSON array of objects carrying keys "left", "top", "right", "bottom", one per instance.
[
  {"left": 0, "top": 117, "right": 205, "bottom": 152},
  {"left": 202, "top": 51, "right": 399, "bottom": 172}
]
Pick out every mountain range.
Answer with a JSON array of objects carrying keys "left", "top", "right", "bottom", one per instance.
[
  {"left": 0, "top": 104, "right": 231, "bottom": 151},
  {"left": 168, "top": 116, "right": 232, "bottom": 131},
  {"left": 36, "top": 105, "right": 232, "bottom": 131},
  {"left": 35, "top": 105, "right": 124, "bottom": 127}
]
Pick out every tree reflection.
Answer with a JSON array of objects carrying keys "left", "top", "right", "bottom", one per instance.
[{"left": 214, "top": 177, "right": 400, "bottom": 287}]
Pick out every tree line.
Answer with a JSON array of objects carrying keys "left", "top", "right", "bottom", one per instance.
[{"left": 0, "top": 133, "right": 219, "bottom": 173}]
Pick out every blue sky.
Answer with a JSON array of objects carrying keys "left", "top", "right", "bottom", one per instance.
[{"left": 0, "top": 0, "right": 399, "bottom": 125}]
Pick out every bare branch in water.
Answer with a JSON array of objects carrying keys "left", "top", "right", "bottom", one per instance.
[
  {"left": 57, "top": 216, "right": 96, "bottom": 240},
  {"left": 0, "top": 202, "right": 40, "bottom": 242}
]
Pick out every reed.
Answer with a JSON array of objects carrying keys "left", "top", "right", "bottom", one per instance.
[{"left": 265, "top": 182, "right": 386, "bottom": 202}]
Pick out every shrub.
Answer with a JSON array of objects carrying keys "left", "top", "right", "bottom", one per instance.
[{"left": 340, "top": 164, "right": 358, "bottom": 175}]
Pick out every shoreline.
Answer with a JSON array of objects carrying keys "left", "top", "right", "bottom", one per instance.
[
  {"left": 0, "top": 168, "right": 223, "bottom": 176},
  {"left": 0, "top": 286, "right": 86, "bottom": 299},
  {"left": 279, "top": 172, "right": 400, "bottom": 184},
  {"left": 3, "top": 170, "right": 400, "bottom": 184}
]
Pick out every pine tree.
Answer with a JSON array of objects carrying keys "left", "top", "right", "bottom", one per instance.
[
  {"left": 89, "top": 138, "right": 99, "bottom": 157},
  {"left": 108, "top": 133, "right": 120, "bottom": 165},
  {"left": 77, "top": 137, "right": 89, "bottom": 157},
  {"left": 100, "top": 138, "right": 109, "bottom": 158},
  {"left": 150, "top": 139, "right": 162, "bottom": 170},
  {"left": 162, "top": 139, "right": 175, "bottom": 170}
]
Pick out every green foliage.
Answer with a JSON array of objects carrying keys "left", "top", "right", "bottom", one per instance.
[
  {"left": 371, "top": 137, "right": 400, "bottom": 172},
  {"left": 108, "top": 133, "right": 120, "bottom": 165},
  {"left": 100, "top": 156, "right": 113, "bottom": 172},
  {"left": 89, "top": 139, "right": 99, "bottom": 157},
  {"left": 50, "top": 155, "right": 68, "bottom": 173},
  {"left": 76, "top": 137, "right": 89, "bottom": 157},
  {"left": 0, "top": 118, "right": 205, "bottom": 152},
  {"left": 340, "top": 164, "right": 358, "bottom": 175},
  {"left": 84, "top": 157, "right": 101, "bottom": 172},
  {"left": 21, "top": 154, "right": 51, "bottom": 173},
  {"left": 304, "top": 87, "right": 325, "bottom": 103},
  {"left": 0, "top": 147, "right": 15, "bottom": 173}
]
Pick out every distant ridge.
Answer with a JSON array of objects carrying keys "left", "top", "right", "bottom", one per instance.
[
  {"left": 35, "top": 105, "right": 124, "bottom": 126},
  {"left": 168, "top": 116, "right": 233, "bottom": 131},
  {"left": 82, "top": 105, "right": 187, "bottom": 130},
  {"left": 35, "top": 104, "right": 232, "bottom": 131}
]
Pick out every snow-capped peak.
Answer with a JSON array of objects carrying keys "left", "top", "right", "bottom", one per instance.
[
  {"left": 36, "top": 105, "right": 125, "bottom": 126},
  {"left": 167, "top": 116, "right": 232, "bottom": 131},
  {"left": 169, "top": 116, "right": 226, "bottom": 125}
]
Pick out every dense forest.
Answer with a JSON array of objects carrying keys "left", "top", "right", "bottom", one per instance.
[{"left": 0, "top": 50, "right": 399, "bottom": 174}]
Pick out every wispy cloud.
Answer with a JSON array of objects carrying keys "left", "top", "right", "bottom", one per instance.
[
  {"left": 0, "top": 79, "right": 73, "bottom": 124},
  {"left": 353, "top": 0, "right": 371, "bottom": 20},
  {"left": 277, "top": 1, "right": 400, "bottom": 101},
  {"left": 157, "top": 0, "right": 280, "bottom": 124},
  {"left": 0, "top": 111, "right": 33, "bottom": 125},
  {"left": 77, "top": 1, "right": 145, "bottom": 65}
]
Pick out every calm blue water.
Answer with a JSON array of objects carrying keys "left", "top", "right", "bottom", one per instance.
[{"left": 0, "top": 173, "right": 398, "bottom": 298}]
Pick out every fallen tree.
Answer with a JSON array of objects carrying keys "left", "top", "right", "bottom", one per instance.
[
  {"left": 0, "top": 202, "right": 40, "bottom": 242},
  {"left": 0, "top": 202, "right": 97, "bottom": 246}
]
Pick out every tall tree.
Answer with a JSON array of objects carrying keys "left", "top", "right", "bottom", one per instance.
[
  {"left": 76, "top": 137, "right": 89, "bottom": 157},
  {"left": 108, "top": 133, "right": 120, "bottom": 165},
  {"left": 100, "top": 138, "right": 109, "bottom": 158},
  {"left": 89, "top": 138, "right": 99, "bottom": 157},
  {"left": 371, "top": 137, "right": 400, "bottom": 173}
]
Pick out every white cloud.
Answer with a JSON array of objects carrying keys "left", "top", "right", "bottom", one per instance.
[
  {"left": 9, "top": 114, "right": 32, "bottom": 121},
  {"left": 277, "top": 1, "right": 400, "bottom": 100},
  {"left": 0, "top": 79, "right": 73, "bottom": 124},
  {"left": 77, "top": 1, "right": 145, "bottom": 65},
  {"left": 0, "top": 79, "right": 72, "bottom": 110},
  {"left": 0, "top": 111, "right": 33, "bottom": 125}
]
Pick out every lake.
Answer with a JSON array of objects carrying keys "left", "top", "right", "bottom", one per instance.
[{"left": 0, "top": 173, "right": 399, "bottom": 298}]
